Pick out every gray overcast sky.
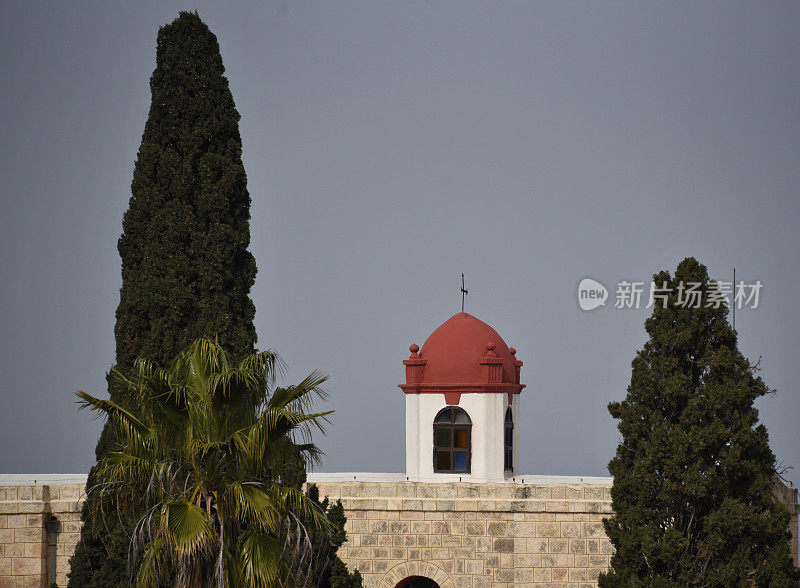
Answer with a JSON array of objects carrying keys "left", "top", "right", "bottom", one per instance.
[{"left": 1, "top": 1, "right": 798, "bottom": 486}]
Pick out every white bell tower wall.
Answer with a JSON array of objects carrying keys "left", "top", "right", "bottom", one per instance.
[{"left": 405, "top": 393, "right": 520, "bottom": 483}]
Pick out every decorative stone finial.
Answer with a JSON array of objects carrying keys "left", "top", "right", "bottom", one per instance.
[
  {"left": 409, "top": 343, "right": 420, "bottom": 358},
  {"left": 509, "top": 347, "right": 516, "bottom": 355}
]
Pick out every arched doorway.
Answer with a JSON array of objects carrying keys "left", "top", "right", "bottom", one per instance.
[{"left": 395, "top": 576, "right": 439, "bottom": 588}]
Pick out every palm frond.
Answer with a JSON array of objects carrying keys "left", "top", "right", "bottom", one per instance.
[
  {"left": 236, "top": 528, "right": 282, "bottom": 587},
  {"left": 81, "top": 337, "right": 336, "bottom": 585},
  {"left": 218, "top": 482, "right": 282, "bottom": 532},
  {"left": 75, "top": 390, "right": 149, "bottom": 442},
  {"left": 240, "top": 348, "right": 285, "bottom": 383},
  {"left": 266, "top": 485, "right": 332, "bottom": 532},
  {"left": 135, "top": 536, "right": 171, "bottom": 588},
  {"left": 162, "top": 499, "right": 218, "bottom": 559},
  {"left": 269, "top": 370, "right": 329, "bottom": 412},
  {"left": 98, "top": 451, "right": 155, "bottom": 483}
]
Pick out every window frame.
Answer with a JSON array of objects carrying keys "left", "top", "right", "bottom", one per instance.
[
  {"left": 433, "top": 406, "right": 472, "bottom": 474},
  {"left": 504, "top": 406, "right": 514, "bottom": 472}
]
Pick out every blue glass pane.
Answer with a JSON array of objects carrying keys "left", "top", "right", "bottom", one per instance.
[{"left": 453, "top": 452, "right": 468, "bottom": 471}]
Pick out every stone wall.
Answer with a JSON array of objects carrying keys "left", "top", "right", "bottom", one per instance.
[
  {"left": 0, "top": 476, "right": 796, "bottom": 587},
  {"left": 314, "top": 480, "right": 614, "bottom": 587},
  {"left": 313, "top": 478, "right": 800, "bottom": 588},
  {"left": 775, "top": 481, "right": 799, "bottom": 568},
  {"left": 0, "top": 482, "right": 84, "bottom": 588}
]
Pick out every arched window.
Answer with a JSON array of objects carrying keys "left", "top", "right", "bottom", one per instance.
[
  {"left": 504, "top": 406, "right": 513, "bottom": 472},
  {"left": 433, "top": 406, "right": 471, "bottom": 473}
]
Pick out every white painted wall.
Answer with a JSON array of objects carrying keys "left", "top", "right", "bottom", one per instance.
[
  {"left": 510, "top": 395, "right": 520, "bottom": 475},
  {"left": 405, "top": 393, "right": 520, "bottom": 483}
]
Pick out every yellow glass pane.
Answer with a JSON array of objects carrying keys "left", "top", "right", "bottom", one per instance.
[{"left": 454, "top": 429, "right": 470, "bottom": 448}]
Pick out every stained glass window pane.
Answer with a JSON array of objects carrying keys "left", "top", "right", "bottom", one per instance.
[
  {"left": 454, "top": 429, "right": 470, "bottom": 449},
  {"left": 435, "top": 451, "right": 451, "bottom": 471},
  {"left": 436, "top": 429, "right": 451, "bottom": 448},
  {"left": 454, "top": 409, "right": 470, "bottom": 424},
  {"left": 453, "top": 452, "right": 468, "bottom": 471},
  {"left": 504, "top": 406, "right": 514, "bottom": 472}
]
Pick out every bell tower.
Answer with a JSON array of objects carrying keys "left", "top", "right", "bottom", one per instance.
[{"left": 399, "top": 312, "right": 524, "bottom": 482}]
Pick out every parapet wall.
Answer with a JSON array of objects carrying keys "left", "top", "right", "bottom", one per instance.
[
  {"left": 313, "top": 479, "right": 614, "bottom": 587},
  {"left": 312, "top": 476, "right": 798, "bottom": 587},
  {"left": 0, "top": 475, "right": 796, "bottom": 587},
  {"left": 776, "top": 481, "right": 800, "bottom": 568},
  {"left": 0, "top": 480, "right": 85, "bottom": 588}
]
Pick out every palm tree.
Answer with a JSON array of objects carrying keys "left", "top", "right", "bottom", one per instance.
[{"left": 77, "top": 338, "right": 333, "bottom": 587}]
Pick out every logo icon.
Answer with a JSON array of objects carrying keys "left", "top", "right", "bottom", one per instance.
[{"left": 578, "top": 278, "right": 608, "bottom": 311}]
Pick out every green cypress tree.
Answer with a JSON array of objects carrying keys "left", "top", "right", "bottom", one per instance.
[
  {"left": 69, "top": 12, "right": 257, "bottom": 586},
  {"left": 297, "top": 484, "right": 363, "bottom": 588},
  {"left": 599, "top": 257, "right": 798, "bottom": 587}
]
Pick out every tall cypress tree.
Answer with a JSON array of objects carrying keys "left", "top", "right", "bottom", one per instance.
[
  {"left": 69, "top": 12, "right": 257, "bottom": 586},
  {"left": 297, "top": 484, "right": 363, "bottom": 588},
  {"left": 599, "top": 258, "right": 798, "bottom": 587}
]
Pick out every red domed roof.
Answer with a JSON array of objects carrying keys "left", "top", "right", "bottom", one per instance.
[
  {"left": 400, "top": 312, "right": 524, "bottom": 399},
  {"left": 421, "top": 313, "right": 515, "bottom": 384}
]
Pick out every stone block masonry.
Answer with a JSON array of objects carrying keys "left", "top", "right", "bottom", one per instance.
[
  {"left": 0, "top": 479, "right": 85, "bottom": 588},
  {"left": 314, "top": 480, "right": 615, "bottom": 588},
  {"left": 312, "top": 478, "right": 799, "bottom": 588},
  {"left": 776, "top": 482, "right": 800, "bottom": 571},
  {"left": 0, "top": 475, "right": 796, "bottom": 587}
]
